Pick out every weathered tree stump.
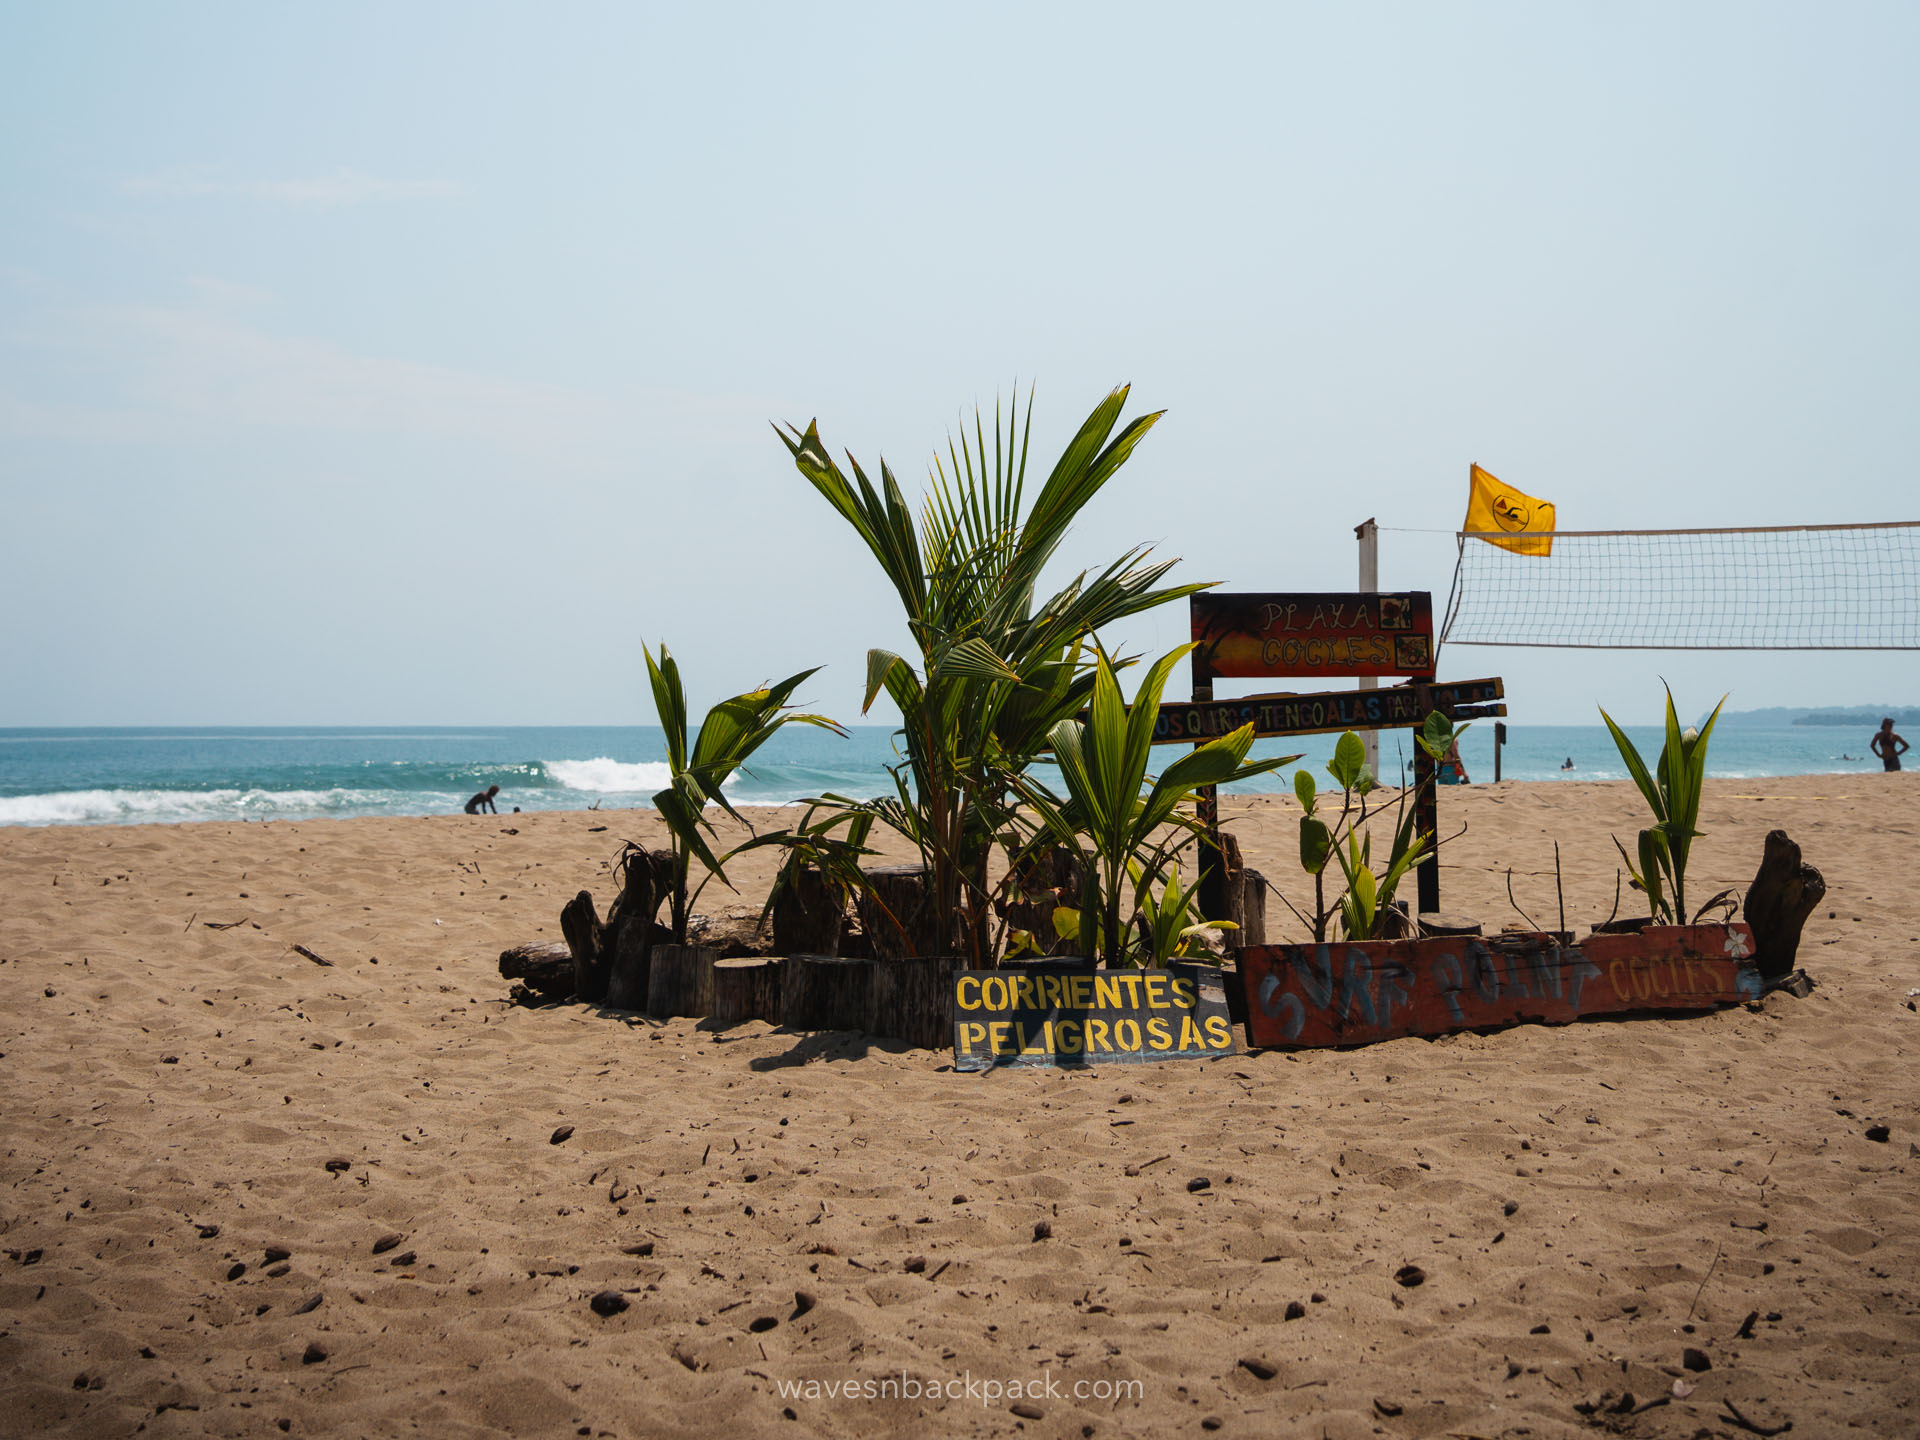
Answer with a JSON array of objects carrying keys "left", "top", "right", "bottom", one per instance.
[
  {"left": 782, "top": 954, "right": 874, "bottom": 1031},
  {"left": 1236, "top": 867, "right": 1268, "bottom": 947},
  {"left": 711, "top": 956, "right": 784, "bottom": 1026},
  {"left": 498, "top": 941, "right": 574, "bottom": 999},
  {"left": 859, "top": 865, "right": 935, "bottom": 960},
  {"left": 772, "top": 866, "right": 844, "bottom": 956},
  {"left": 609, "top": 846, "right": 674, "bottom": 930},
  {"left": 646, "top": 944, "right": 717, "bottom": 1018},
  {"left": 561, "top": 890, "right": 609, "bottom": 1002},
  {"left": 868, "top": 955, "right": 959, "bottom": 1050},
  {"left": 1744, "top": 829, "right": 1825, "bottom": 984},
  {"left": 603, "top": 916, "right": 656, "bottom": 1010},
  {"left": 1000, "top": 847, "right": 1082, "bottom": 956}
]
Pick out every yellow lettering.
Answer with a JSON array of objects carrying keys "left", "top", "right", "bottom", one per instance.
[
  {"left": 1070, "top": 976, "right": 1094, "bottom": 1009},
  {"left": 1113, "top": 1018, "right": 1143, "bottom": 1050},
  {"left": 1011, "top": 976, "right": 1038, "bottom": 1009},
  {"left": 981, "top": 976, "right": 1009, "bottom": 1010},
  {"left": 1094, "top": 976, "right": 1124, "bottom": 1008},
  {"left": 1170, "top": 978, "right": 1197, "bottom": 1008},
  {"left": 1145, "top": 1016, "right": 1173, "bottom": 1050},
  {"left": 1118, "top": 973, "right": 1144, "bottom": 1008},
  {"left": 1043, "top": 974, "right": 1065, "bottom": 1008},
  {"left": 957, "top": 1021, "right": 985, "bottom": 1050},
  {"left": 1204, "top": 1014, "right": 1234, "bottom": 1049},
  {"left": 1179, "top": 1014, "right": 1203, "bottom": 1049},
  {"left": 1085, "top": 1018, "right": 1112, "bottom": 1052},
  {"left": 1607, "top": 960, "right": 1630, "bottom": 1000},
  {"left": 955, "top": 976, "right": 982, "bottom": 1011},
  {"left": 1055, "top": 1019, "right": 1082, "bottom": 1054},
  {"left": 988, "top": 1020, "right": 1014, "bottom": 1054},
  {"left": 1143, "top": 973, "right": 1170, "bottom": 1009}
]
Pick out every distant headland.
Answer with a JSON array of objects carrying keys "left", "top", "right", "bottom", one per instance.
[{"left": 1721, "top": 705, "right": 1914, "bottom": 728}]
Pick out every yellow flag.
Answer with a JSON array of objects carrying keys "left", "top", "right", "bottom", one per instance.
[{"left": 1463, "top": 464, "right": 1554, "bottom": 556}]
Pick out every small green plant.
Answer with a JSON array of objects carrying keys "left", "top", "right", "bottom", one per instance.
[
  {"left": 1049, "top": 860, "right": 1231, "bottom": 964},
  {"left": 1290, "top": 714, "right": 1462, "bottom": 941},
  {"left": 1599, "top": 685, "right": 1727, "bottom": 924},
  {"left": 643, "top": 643, "right": 844, "bottom": 945},
  {"left": 1012, "top": 643, "right": 1295, "bottom": 966}
]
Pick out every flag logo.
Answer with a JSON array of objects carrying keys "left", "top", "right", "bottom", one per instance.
[{"left": 1464, "top": 464, "right": 1554, "bottom": 556}]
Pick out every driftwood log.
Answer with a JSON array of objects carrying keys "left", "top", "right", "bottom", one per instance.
[
  {"left": 782, "top": 954, "right": 873, "bottom": 1031},
  {"left": 498, "top": 941, "right": 574, "bottom": 1000},
  {"left": 772, "top": 867, "right": 844, "bottom": 955},
  {"left": 711, "top": 956, "right": 784, "bottom": 1026},
  {"left": 647, "top": 944, "right": 717, "bottom": 1018},
  {"left": 560, "top": 890, "right": 610, "bottom": 1003},
  {"left": 859, "top": 865, "right": 933, "bottom": 960},
  {"left": 868, "top": 955, "right": 958, "bottom": 1050},
  {"left": 603, "top": 916, "right": 657, "bottom": 1010},
  {"left": 1744, "top": 829, "right": 1825, "bottom": 984},
  {"left": 1212, "top": 832, "right": 1264, "bottom": 951}
]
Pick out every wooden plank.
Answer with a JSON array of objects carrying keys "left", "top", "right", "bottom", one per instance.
[
  {"left": 1192, "top": 591, "right": 1434, "bottom": 680},
  {"left": 1149, "top": 678, "right": 1504, "bottom": 745},
  {"left": 1240, "top": 925, "right": 1763, "bottom": 1049},
  {"left": 951, "top": 965, "right": 1236, "bottom": 1071}
]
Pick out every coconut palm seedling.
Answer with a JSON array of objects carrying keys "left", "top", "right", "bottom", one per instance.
[
  {"left": 644, "top": 643, "right": 845, "bottom": 945},
  {"left": 1599, "top": 685, "right": 1727, "bottom": 924},
  {"left": 1012, "top": 643, "right": 1295, "bottom": 966},
  {"left": 1290, "top": 713, "right": 1463, "bottom": 941}
]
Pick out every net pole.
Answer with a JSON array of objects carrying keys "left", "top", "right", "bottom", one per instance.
[{"left": 1356, "top": 517, "right": 1380, "bottom": 780}]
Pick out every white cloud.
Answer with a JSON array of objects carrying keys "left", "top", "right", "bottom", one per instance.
[{"left": 122, "top": 168, "right": 462, "bottom": 210}]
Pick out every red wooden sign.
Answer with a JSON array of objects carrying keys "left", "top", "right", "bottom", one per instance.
[
  {"left": 1240, "top": 925, "right": 1763, "bottom": 1049},
  {"left": 1191, "top": 591, "right": 1434, "bottom": 680}
]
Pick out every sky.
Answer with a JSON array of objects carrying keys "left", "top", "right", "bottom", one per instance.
[{"left": 2, "top": 2, "right": 1915, "bottom": 728}]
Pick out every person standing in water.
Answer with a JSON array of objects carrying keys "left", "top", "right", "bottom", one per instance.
[
  {"left": 465, "top": 784, "right": 501, "bottom": 814},
  {"left": 1870, "top": 718, "right": 1908, "bottom": 772}
]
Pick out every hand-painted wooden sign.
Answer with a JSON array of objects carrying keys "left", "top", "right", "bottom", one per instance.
[
  {"left": 1239, "top": 925, "right": 1763, "bottom": 1049},
  {"left": 1191, "top": 592, "right": 1434, "bottom": 680},
  {"left": 1152, "top": 677, "right": 1505, "bottom": 744},
  {"left": 952, "top": 965, "right": 1237, "bottom": 1070}
]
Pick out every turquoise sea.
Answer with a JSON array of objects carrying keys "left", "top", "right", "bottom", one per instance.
[{"left": 0, "top": 720, "right": 1898, "bottom": 828}]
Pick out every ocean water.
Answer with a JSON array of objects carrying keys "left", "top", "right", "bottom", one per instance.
[{"left": 0, "top": 720, "right": 1895, "bottom": 828}]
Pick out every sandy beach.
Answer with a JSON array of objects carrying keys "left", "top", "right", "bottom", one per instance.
[{"left": 3, "top": 776, "right": 1916, "bottom": 1439}]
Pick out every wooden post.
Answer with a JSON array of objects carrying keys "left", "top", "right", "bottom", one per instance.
[
  {"left": 1193, "top": 648, "right": 1228, "bottom": 925},
  {"left": 782, "top": 954, "right": 874, "bottom": 1031},
  {"left": 711, "top": 956, "right": 784, "bottom": 1026},
  {"left": 1413, "top": 744, "right": 1440, "bottom": 915},
  {"left": 1493, "top": 720, "right": 1507, "bottom": 783},
  {"left": 868, "top": 955, "right": 959, "bottom": 1049},
  {"left": 645, "top": 944, "right": 717, "bottom": 1018},
  {"left": 603, "top": 914, "right": 653, "bottom": 1011}
]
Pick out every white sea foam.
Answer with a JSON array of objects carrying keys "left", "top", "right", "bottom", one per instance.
[
  {"left": 544, "top": 757, "right": 676, "bottom": 793},
  {"left": 0, "top": 787, "right": 422, "bottom": 827}
]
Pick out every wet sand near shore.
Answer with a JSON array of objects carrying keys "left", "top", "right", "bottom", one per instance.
[{"left": 2, "top": 776, "right": 1916, "bottom": 1438}]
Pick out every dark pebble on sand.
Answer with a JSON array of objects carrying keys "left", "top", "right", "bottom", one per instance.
[
  {"left": 267, "top": 1263, "right": 290, "bottom": 1278},
  {"left": 196, "top": 1224, "right": 220, "bottom": 1239},
  {"left": 372, "top": 1232, "right": 404, "bottom": 1255},
  {"left": 621, "top": 1241, "right": 655, "bottom": 1257},
  {"left": 301, "top": 1342, "right": 328, "bottom": 1364},
  {"left": 1682, "top": 1347, "right": 1711, "bottom": 1372},
  {"left": 749, "top": 1315, "right": 779, "bottom": 1333},
  {"left": 1284, "top": 1300, "right": 1306, "bottom": 1320},
  {"left": 1186, "top": 1177, "right": 1211, "bottom": 1193},
  {"left": 1530, "top": 1323, "right": 1551, "bottom": 1335},
  {"left": 1866, "top": 1124, "right": 1890, "bottom": 1142},
  {"left": 951, "top": 1194, "right": 967, "bottom": 1204},
  {"left": 1032, "top": 1220, "right": 1052, "bottom": 1241},
  {"left": 1373, "top": 1398, "right": 1403, "bottom": 1417},
  {"left": 1238, "top": 1356, "right": 1278, "bottom": 1380},
  {"left": 324, "top": 1159, "right": 350, "bottom": 1174},
  {"left": 389, "top": 1250, "right": 416, "bottom": 1268},
  {"left": 1201, "top": 1418, "right": 1222, "bottom": 1431},
  {"left": 1011, "top": 1402, "right": 1043, "bottom": 1420},
  {"left": 226, "top": 1262, "right": 247, "bottom": 1281},
  {"left": 264, "top": 1246, "right": 291, "bottom": 1263},
  {"left": 792, "top": 1290, "right": 818, "bottom": 1317},
  {"left": 1311, "top": 1292, "right": 1326, "bottom": 1303},
  {"left": 293, "top": 1294, "right": 323, "bottom": 1315},
  {"left": 1394, "top": 1264, "right": 1426, "bottom": 1287},
  {"left": 1504, "top": 1200, "right": 1519, "bottom": 1216},
  {"left": 903, "top": 1256, "right": 927, "bottom": 1274},
  {"left": 550, "top": 1125, "right": 575, "bottom": 1145},
  {"left": 590, "top": 1290, "right": 629, "bottom": 1317}
]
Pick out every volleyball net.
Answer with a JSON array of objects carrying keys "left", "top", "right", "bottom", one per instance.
[{"left": 1440, "top": 521, "right": 1920, "bottom": 650}]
